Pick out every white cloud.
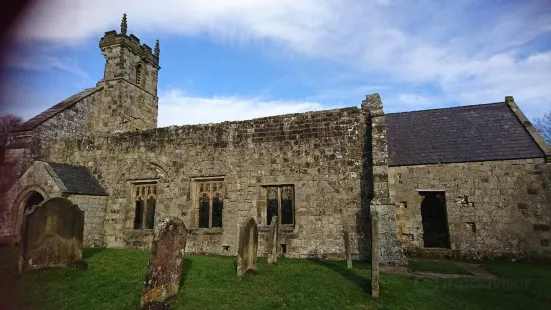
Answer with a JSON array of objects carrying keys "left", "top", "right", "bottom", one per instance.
[
  {"left": 158, "top": 89, "right": 322, "bottom": 127},
  {"left": 7, "top": 0, "right": 551, "bottom": 119},
  {"left": 2, "top": 52, "right": 93, "bottom": 83}
]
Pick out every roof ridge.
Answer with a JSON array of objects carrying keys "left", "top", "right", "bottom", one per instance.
[
  {"left": 386, "top": 102, "right": 505, "bottom": 116},
  {"left": 386, "top": 102, "right": 545, "bottom": 166}
]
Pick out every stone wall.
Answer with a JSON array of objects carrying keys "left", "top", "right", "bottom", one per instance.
[
  {"left": 67, "top": 194, "right": 108, "bottom": 248},
  {"left": 1, "top": 89, "right": 104, "bottom": 191},
  {"left": 92, "top": 79, "right": 158, "bottom": 134},
  {"left": 95, "top": 29, "right": 159, "bottom": 133},
  {"left": 31, "top": 89, "right": 103, "bottom": 144},
  {"left": 0, "top": 162, "right": 108, "bottom": 248},
  {"left": 388, "top": 158, "right": 551, "bottom": 258},
  {"left": 1, "top": 162, "right": 60, "bottom": 240},
  {"left": 41, "top": 107, "right": 368, "bottom": 258}
]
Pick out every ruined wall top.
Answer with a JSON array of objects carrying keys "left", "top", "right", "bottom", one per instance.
[
  {"left": 42, "top": 106, "right": 363, "bottom": 154},
  {"left": 361, "top": 93, "right": 384, "bottom": 118}
]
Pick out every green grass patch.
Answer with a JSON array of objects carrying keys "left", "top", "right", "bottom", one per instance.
[
  {"left": 409, "top": 259, "right": 473, "bottom": 275},
  {"left": 2, "top": 248, "right": 551, "bottom": 310}
]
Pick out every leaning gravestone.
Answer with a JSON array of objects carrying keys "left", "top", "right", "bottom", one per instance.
[
  {"left": 267, "top": 216, "right": 278, "bottom": 264},
  {"left": 236, "top": 217, "right": 259, "bottom": 277},
  {"left": 19, "top": 197, "right": 84, "bottom": 273},
  {"left": 141, "top": 218, "right": 188, "bottom": 306},
  {"left": 343, "top": 227, "right": 353, "bottom": 269}
]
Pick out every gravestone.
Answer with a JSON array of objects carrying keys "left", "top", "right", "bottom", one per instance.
[
  {"left": 343, "top": 227, "right": 353, "bottom": 269},
  {"left": 141, "top": 218, "right": 188, "bottom": 306},
  {"left": 371, "top": 209, "right": 380, "bottom": 297},
  {"left": 236, "top": 217, "right": 258, "bottom": 277},
  {"left": 19, "top": 197, "right": 84, "bottom": 273},
  {"left": 267, "top": 216, "right": 278, "bottom": 264}
]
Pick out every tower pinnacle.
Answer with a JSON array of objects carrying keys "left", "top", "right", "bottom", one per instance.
[
  {"left": 121, "top": 13, "right": 128, "bottom": 35},
  {"left": 154, "top": 40, "right": 160, "bottom": 58}
]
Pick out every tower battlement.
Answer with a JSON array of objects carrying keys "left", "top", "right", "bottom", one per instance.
[
  {"left": 99, "top": 13, "right": 160, "bottom": 68},
  {"left": 99, "top": 30, "right": 160, "bottom": 68},
  {"left": 95, "top": 14, "right": 160, "bottom": 133}
]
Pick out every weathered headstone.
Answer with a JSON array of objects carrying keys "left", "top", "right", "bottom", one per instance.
[
  {"left": 141, "top": 218, "right": 188, "bottom": 306},
  {"left": 343, "top": 227, "right": 353, "bottom": 269},
  {"left": 371, "top": 209, "right": 380, "bottom": 297},
  {"left": 19, "top": 197, "right": 84, "bottom": 273},
  {"left": 267, "top": 216, "right": 278, "bottom": 264},
  {"left": 236, "top": 217, "right": 258, "bottom": 277}
]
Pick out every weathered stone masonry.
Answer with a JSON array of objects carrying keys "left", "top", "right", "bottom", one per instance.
[
  {"left": 41, "top": 107, "right": 368, "bottom": 258},
  {"left": 385, "top": 97, "right": 551, "bottom": 259},
  {"left": 2, "top": 14, "right": 550, "bottom": 261},
  {"left": 389, "top": 159, "right": 551, "bottom": 258}
]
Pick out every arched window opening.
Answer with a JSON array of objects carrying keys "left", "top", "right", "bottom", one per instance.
[
  {"left": 25, "top": 191, "right": 45, "bottom": 211},
  {"left": 265, "top": 185, "right": 294, "bottom": 226},
  {"left": 132, "top": 183, "right": 156, "bottom": 229},
  {"left": 134, "top": 198, "right": 144, "bottom": 229},
  {"left": 136, "top": 64, "right": 143, "bottom": 86},
  {"left": 212, "top": 193, "right": 223, "bottom": 228},
  {"left": 198, "top": 193, "right": 210, "bottom": 228},
  {"left": 195, "top": 179, "right": 224, "bottom": 228},
  {"left": 145, "top": 197, "right": 156, "bottom": 229},
  {"left": 267, "top": 187, "right": 278, "bottom": 225}
]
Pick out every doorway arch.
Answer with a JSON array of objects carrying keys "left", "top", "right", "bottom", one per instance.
[
  {"left": 24, "top": 191, "right": 44, "bottom": 211},
  {"left": 12, "top": 187, "right": 48, "bottom": 240}
]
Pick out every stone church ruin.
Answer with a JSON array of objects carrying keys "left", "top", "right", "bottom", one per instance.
[{"left": 0, "top": 15, "right": 550, "bottom": 261}]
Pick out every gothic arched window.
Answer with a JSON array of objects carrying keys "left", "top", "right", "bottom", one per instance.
[
  {"left": 133, "top": 182, "right": 157, "bottom": 229},
  {"left": 265, "top": 185, "right": 294, "bottom": 226},
  {"left": 195, "top": 178, "right": 224, "bottom": 228},
  {"left": 136, "top": 63, "right": 144, "bottom": 86}
]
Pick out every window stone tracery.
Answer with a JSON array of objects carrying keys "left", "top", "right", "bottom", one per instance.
[
  {"left": 265, "top": 185, "right": 295, "bottom": 226},
  {"left": 194, "top": 178, "right": 224, "bottom": 228},
  {"left": 132, "top": 182, "right": 156, "bottom": 229}
]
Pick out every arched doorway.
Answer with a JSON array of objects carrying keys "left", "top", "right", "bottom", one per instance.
[
  {"left": 24, "top": 191, "right": 45, "bottom": 211},
  {"left": 13, "top": 188, "right": 48, "bottom": 241}
]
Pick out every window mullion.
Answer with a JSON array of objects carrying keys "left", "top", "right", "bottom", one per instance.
[
  {"left": 277, "top": 187, "right": 282, "bottom": 226},
  {"left": 142, "top": 198, "right": 147, "bottom": 229},
  {"left": 209, "top": 183, "right": 214, "bottom": 228}
]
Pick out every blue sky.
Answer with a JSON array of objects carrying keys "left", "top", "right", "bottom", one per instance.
[{"left": 1, "top": 0, "right": 550, "bottom": 127}]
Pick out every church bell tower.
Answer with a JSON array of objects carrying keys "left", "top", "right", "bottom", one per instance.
[{"left": 94, "top": 14, "right": 161, "bottom": 133}]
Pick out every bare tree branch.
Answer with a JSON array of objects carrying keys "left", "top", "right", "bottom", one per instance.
[
  {"left": 533, "top": 111, "right": 551, "bottom": 146},
  {"left": 0, "top": 113, "right": 23, "bottom": 147}
]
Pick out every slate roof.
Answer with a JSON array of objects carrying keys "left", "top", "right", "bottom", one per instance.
[
  {"left": 386, "top": 102, "right": 545, "bottom": 166},
  {"left": 12, "top": 86, "right": 102, "bottom": 132},
  {"left": 47, "top": 162, "right": 107, "bottom": 196}
]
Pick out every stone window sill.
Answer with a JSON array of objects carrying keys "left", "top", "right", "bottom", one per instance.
[
  {"left": 189, "top": 227, "right": 224, "bottom": 235},
  {"left": 125, "top": 229, "right": 154, "bottom": 236},
  {"left": 258, "top": 224, "right": 295, "bottom": 233}
]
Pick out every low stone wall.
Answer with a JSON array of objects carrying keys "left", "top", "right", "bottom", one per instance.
[{"left": 67, "top": 195, "right": 108, "bottom": 248}]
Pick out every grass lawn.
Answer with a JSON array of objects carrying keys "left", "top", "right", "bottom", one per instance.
[
  {"left": 2, "top": 248, "right": 551, "bottom": 310},
  {"left": 409, "top": 259, "right": 473, "bottom": 275}
]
